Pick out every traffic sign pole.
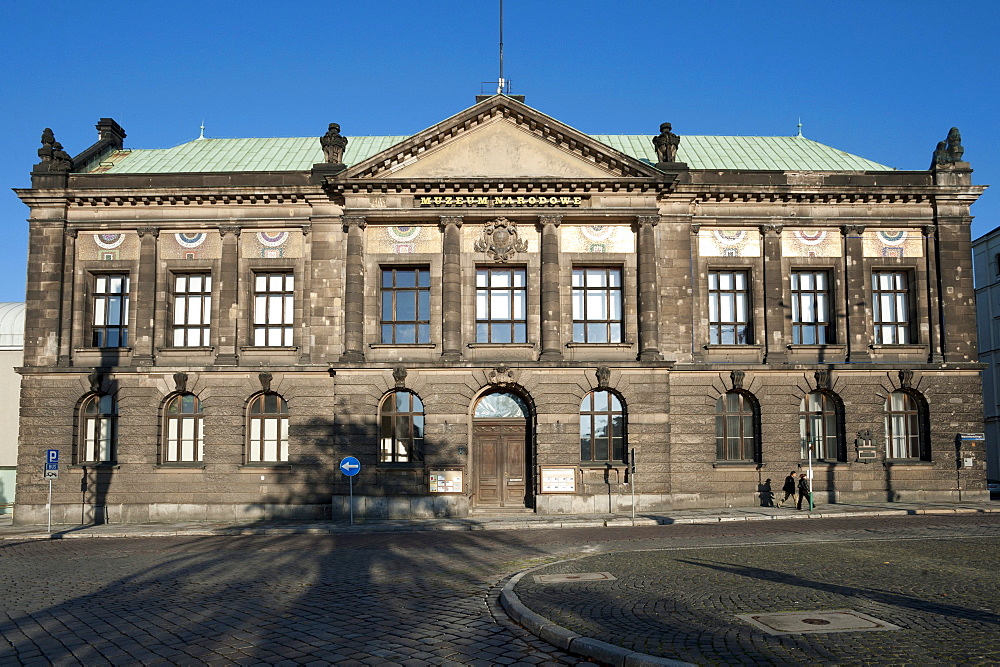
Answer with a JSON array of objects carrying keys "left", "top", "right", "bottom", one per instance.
[
  {"left": 45, "top": 450, "right": 59, "bottom": 533},
  {"left": 339, "top": 457, "right": 361, "bottom": 526}
]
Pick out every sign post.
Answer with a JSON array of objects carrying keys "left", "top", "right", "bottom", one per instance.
[
  {"left": 44, "top": 449, "right": 59, "bottom": 533},
  {"left": 629, "top": 447, "right": 636, "bottom": 521},
  {"left": 339, "top": 456, "right": 361, "bottom": 526}
]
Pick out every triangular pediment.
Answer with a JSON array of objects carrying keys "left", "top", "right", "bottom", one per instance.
[{"left": 342, "top": 95, "right": 662, "bottom": 181}]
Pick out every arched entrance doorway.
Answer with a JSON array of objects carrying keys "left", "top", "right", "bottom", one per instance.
[{"left": 472, "top": 391, "right": 531, "bottom": 510}]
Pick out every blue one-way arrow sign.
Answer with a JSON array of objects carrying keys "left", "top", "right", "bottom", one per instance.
[{"left": 340, "top": 456, "right": 361, "bottom": 477}]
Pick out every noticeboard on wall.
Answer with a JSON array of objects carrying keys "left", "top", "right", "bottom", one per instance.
[
  {"left": 429, "top": 469, "right": 464, "bottom": 494},
  {"left": 540, "top": 467, "right": 577, "bottom": 493}
]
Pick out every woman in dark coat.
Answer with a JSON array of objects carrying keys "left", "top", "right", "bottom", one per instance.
[{"left": 796, "top": 473, "right": 811, "bottom": 510}]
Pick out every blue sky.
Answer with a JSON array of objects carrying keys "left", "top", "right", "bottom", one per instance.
[{"left": 1, "top": 0, "right": 996, "bottom": 303}]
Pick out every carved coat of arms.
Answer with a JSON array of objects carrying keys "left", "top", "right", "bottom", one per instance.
[{"left": 475, "top": 217, "right": 528, "bottom": 263}]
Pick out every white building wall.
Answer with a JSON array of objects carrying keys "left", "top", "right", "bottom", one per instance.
[{"left": 973, "top": 230, "right": 1000, "bottom": 484}]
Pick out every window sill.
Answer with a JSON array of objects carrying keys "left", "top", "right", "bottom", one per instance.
[
  {"left": 884, "top": 459, "right": 934, "bottom": 466},
  {"left": 566, "top": 342, "right": 634, "bottom": 349},
  {"left": 239, "top": 464, "right": 292, "bottom": 472},
  {"left": 579, "top": 462, "right": 626, "bottom": 468},
  {"left": 74, "top": 347, "right": 133, "bottom": 353},
  {"left": 72, "top": 463, "right": 120, "bottom": 470},
  {"left": 713, "top": 461, "right": 763, "bottom": 469},
  {"left": 703, "top": 344, "right": 762, "bottom": 351},
  {"left": 159, "top": 346, "right": 215, "bottom": 353},
  {"left": 800, "top": 460, "right": 848, "bottom": 465},
  {"left": 868, "top": 344, "right": 926, "bottom": 351},
  {"left": 370, "top": 343, "right": 436, "bottom": 349},
  {"left": 155, "top": 464, "right": 206, "bottom": 471},
  {"left": 786, "top": 344, "right": 846, "bottom": 351},
  {"left": 376, "top": 463, "right": 425, "bottom": 469},
  {"left": 468, "top": 343, "right": 535, "bottom": 349},
  {"left": 240, "top": 346, "right": 299, "bottom": 352}
]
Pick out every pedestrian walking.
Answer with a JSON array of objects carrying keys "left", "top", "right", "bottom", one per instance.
[
  {"left": 796, "top": 473, "right": 811, "bottom": 510},
  {"left": 777, "top": 471, "right": 796, "bottom": 507}
]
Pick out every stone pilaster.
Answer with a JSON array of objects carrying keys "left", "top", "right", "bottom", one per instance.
[
  {"left": 439, "top": 215, "right": 463, "bottom": 360},
  {"left": 215, "top": 225, "right": 241, "bottom": 366},
  {"left": 922, "top": 225, "right": 943, "bottom": 363},
  {"left": 841, "top": 225, "right": 870, "bottom": 362},
  {"left": 759, "top": 224, "right": 785, "bottom": 363},
  {"left": 131, "top": 226, "right": 158, "bottom": 365},
  {"left": 57, "top": 229, "right": 77, "bottom": 366},
  {"left": 340, "top": 215, "right": 367, "bottom": 362},
  {"left": 538, "top": 214, "right": 563, "bottom": 361},
  {"left": 689, "top": 223, "right": 704, "bottom": 362},
  {"left": 636, "top": 215, "right": 662, "bottom": 361},
  {"left": 297, "top": 224, "right": 313, "bottom": 364}
]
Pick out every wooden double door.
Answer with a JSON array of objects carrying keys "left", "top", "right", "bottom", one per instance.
[{"left": 473, "top": 419, "right": 530, "bottom": 509}]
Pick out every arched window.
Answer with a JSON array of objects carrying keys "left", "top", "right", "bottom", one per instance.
[
  {"left": 580, "top": 390, "right": 625, "bottom": 462},
  {"left": 799, "top": 391, "right": 844, "bottom": 461},
  {"left": 81, "top": 394, "right": 117, "bottom": 463},
  {"left": 379, "top": 391, "right": 424, "bottom": 463},
  {"left": 885, "top": 391, "right": 928, "bottom": 460},
  {"left": 247, "top": 393, "right": 289, "bottom": 463},
  {"left": 164, "top": 393, "right": 204, "bottom": 463},
  {"left": 716, "top": 391, "right": 759, "bottom": 462}
]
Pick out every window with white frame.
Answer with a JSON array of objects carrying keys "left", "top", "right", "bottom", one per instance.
[
  {"left": 253, "top": 272, "right": 294, "bottom": 346},
  {"left": 715, "top": 391, "right": 759, "bottom": 461},
  {"left": 81, "top": 394, "right": 117, "bottom": 463},
  {"left": 708, "top": 270, "right": 751, "bottom": 344},
  {"left": 799, "top": 391, "right": 843, "bottom": 461},
  {"left": 580, "top": 390, "right": 626, "bottom": 462},
  {"left": 884, "top": 391, "right": 926, "bottom": 459},
  {"left": 164, "top": 393, "right": 204, "bottom": 463},
  {"left": 381, "top": 267, "right": 431, "bottom": 344},
  {"left": 379, "top": 391, "right": 425, "bottom": 463},
  {"left": 172, "top": 273, "right": 212, "bottom": 347},
  {"left": 247, "top": 393, "right": 289, "bottom": 463},
  {"left": 791, "top": 271, "right": 832, "bottom": 344},
  {"left": 92, "top": 274, "right": 130, "bottom": 347},
  {"left": 872, "top": 271, "right": 911, "bottom": 344},
  {"left": 476, "top": 267, "right": 527, "bottom": 343},
  {"left": 572, "top": 267, "right": 622, "bottom": 343}
]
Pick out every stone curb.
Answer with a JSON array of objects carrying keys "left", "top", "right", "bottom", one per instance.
[
  {"left": 500, "top": 566, "right": 694, "bottom": 667},
  {"left": 1, "top": 504, "right": 996, "bottom": 540}
]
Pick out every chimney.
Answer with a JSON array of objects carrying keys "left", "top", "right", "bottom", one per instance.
[{"left": 96, "top": 118, "right": 126, "bottom": 150}]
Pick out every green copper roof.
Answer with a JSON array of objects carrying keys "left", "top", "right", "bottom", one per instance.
[
  {"left": 89, "top": 133, "right": 893, "bottom": 174},
  {"left": 593, "top": 134, "right": 893, "bottom": 171}
]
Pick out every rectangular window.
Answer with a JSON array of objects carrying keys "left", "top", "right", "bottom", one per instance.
[
  {"left": 476, "top": 267, "right": 527, "bottom": 343},
  {"left": 872, "top": 271, "right": 911, "bottom": 344},
  {"left": 791, "top": 271, "right": 832, "bottom": 344},
  {"left": 572, "top": 267, "right": 623, "bottom": 343},
  {"left": 381, "top": 268, "right": 431, "bottom": 344},
  {"left": 172, "top": 273, "right": 212, "bottom": 347},
  {"left": 92, "top": 274, "right": 130, "bottom": 348},
  {"left": 253, "top": 272, "right": 294, "bottom": 346},
  {"left": 708, "top": 270, "right": 750, "bottom": 344}
]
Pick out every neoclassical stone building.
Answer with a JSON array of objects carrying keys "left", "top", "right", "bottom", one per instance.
[{"left": 13, "top": 96, "right": 988, "bottom": 524}]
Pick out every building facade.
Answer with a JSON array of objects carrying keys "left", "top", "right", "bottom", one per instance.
[
  {"left": 0, "top": 302, "right": 24, "bottom": 513},
  {"left": 13, "top": 96, "right": 988, "bottom": 525},
  {"left": 973, "top": 229, "right": 1000, "bottom": 486}
]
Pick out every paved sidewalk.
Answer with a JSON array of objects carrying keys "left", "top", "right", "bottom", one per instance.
[{"left": 0, "top": 499, "right": 996, "bottom": 539}]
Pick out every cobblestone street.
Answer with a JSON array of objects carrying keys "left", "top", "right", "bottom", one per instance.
[{"left": 1, "top": 514, "right": 998, "bottom": 665}]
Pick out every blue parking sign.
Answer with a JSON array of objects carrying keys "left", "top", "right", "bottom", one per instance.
[{"left": 47, "top": 449, "right": 59, "bottom": 464}]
